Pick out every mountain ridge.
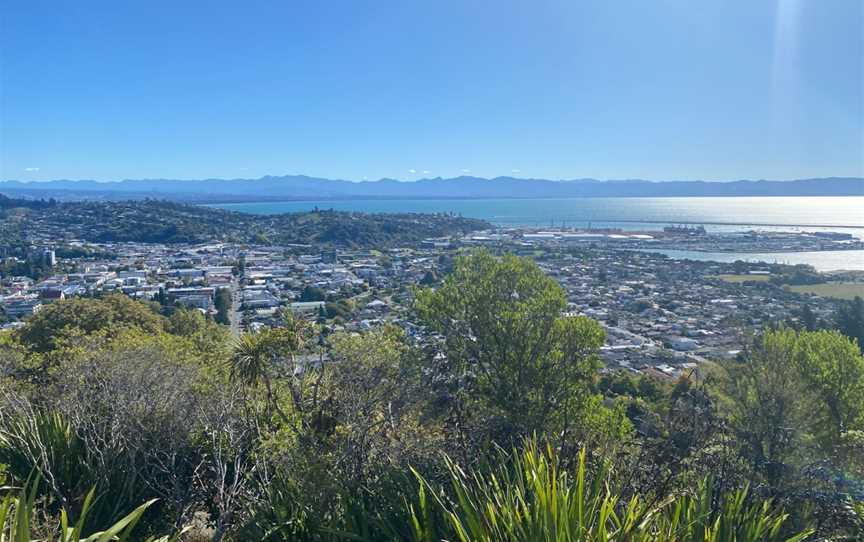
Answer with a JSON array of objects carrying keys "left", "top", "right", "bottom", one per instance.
[{"left": 1, "top": 175, "right": 862, "bottom": 202}]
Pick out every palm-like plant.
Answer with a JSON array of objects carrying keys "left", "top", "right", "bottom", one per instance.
[
  {"left": 229, "top": 326, "right": 305, "bottom": 426},
  {"left": 229, "top": 333, "right": 272, "bottom": 389},
  {"left": 229, "top": 315, "right": 310, "bottom": 387}
]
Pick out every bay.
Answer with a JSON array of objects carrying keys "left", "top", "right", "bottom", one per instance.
[
  {"left": 207, "top": 196, "right": 864, "bottom": 270},
  {"left": 208, "top": 196, "right": 864, "bottom": 232}
]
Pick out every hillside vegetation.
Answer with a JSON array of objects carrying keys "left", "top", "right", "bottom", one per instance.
[
  {"left": 0, "top": 195, "right": 489, "bottom": 246},
  {"left": 0, "top": 252, "right": 862, "bottom": 540}
]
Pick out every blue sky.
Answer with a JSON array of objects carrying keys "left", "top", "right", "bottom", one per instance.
[{"left": 1, "top": 0, "right": 861, "bottom": 182}]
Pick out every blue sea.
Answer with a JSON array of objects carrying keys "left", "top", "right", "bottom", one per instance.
[
  {"left": 207, "top": 196, "right": 864, "bottom": 270},
  {"left": 208, "top": 196, "right": 863, "bottom": 231}
]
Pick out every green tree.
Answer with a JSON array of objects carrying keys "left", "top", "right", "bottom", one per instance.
[
  {"left": 155, "top": 287, "right": 169, "bottom": 307},
  {"left": 799, "top": 304, "right": 817, "bottom": 331},
  {"left": 320, "top": 326, "right": 420, "bottom": 480},
  {"left": 793, "top": 329, "right": 864, "bottom": 452},
  {"left": 165, "top": 307, "right": 207, "bottom": 336},
  {"left": 214, "top": 287, "right": 232, "bottom": 325},
  {"left": 229, "top": 331, "right": 287, "bottom": 424},
  {"left": 228, "top": 315, "right": 311, "bottom": 427},
  {"left": 722, "top": 328, "right": 809, "bottom": 485},
  {"left": 325, "top": 300, "right": 353, "bottom": 320},
  {"left": 234, "top": 255, "right": 246, "bottom": 276},
  {"left": 419, "top": 270, "right": 437, "bottom": 285},
  {"left": 415, "top": 250, "right": 626, "bottom": 457},
  {"left": 837, "top": 296, "right": 864, "bottom": 353},
  {"left": 15, "top": 294, "right": 162, "bottom": 353},
  {"left": 299, "top": 286, "right": 325, "bottom": 302},
  {"left": 722, "top": 328, "right": 864, "bottom": 486}
]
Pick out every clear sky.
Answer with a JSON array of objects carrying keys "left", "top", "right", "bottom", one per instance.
[{"left": 1, "top": 0, "right": 862, "bottom": 182}]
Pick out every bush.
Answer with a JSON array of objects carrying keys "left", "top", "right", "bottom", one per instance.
[{"left": 404, "top": 442, "right": 812, "bottom": 542}]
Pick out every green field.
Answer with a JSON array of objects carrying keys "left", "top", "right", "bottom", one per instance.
[
  {"left": 710, "top": 274, "right": 771, "bottom": 283},
  {"left": 787, "top": 282, "right": 864, "bottom": 300}
]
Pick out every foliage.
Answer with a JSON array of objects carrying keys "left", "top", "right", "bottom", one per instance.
[
  {"left": 213, "top": 288, "right": 232, "bottom": 325},
  {"left": 165, "top": 307, "right": 209, "bottom": 336},
  {"left": 836, "top": 296, "right": 864, "bottom": 353},
  {"left": 405, "top": 441, "right": 811, "bottom": 542},
  {"left": 0, "top": 476, "right": 181, "bottom": 542},
  {"left": 14, "top": 295, "right": 162, "bottom": 353},
  {"left": 0, "top": 254, "right": 861, "bottom": 539},
  {"left": 324, "top": 300, "right": 354, "bottom": 320},
  {"left": 0, "top": 198, "right": 490, "bottom": 247},
  {"left": 768, "top": 265, "right": 824, "bottom": 287},
  {"left": 299, "top": 286, "right": 326, "bottom": 302},
  {"left": 415, "top": 250, "right": 628, "bottom": 458},
  {"left": 718, "top": 326, "right": 864, "bottom": 538}
]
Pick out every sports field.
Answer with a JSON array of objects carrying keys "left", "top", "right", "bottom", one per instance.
[{"left": 787, "top": 282, "right": 864, "bottom": 300}]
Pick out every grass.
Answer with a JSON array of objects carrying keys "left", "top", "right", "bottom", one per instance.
[
  {"left": 710, "top": 274, "right": 771, "bottom": 283},
  {"left": 786, "top": 282, "right": 864, "bottom": 300}
]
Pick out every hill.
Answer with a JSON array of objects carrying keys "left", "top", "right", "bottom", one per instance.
[{"left": 0, "top": 197, "right": 490, "bottom": 247}]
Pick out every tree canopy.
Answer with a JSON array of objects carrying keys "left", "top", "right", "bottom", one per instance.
[
  {"left": 15, "top": 294, "right": 163, "bottom": 353},
  {"left": 416, "top": 250, "right": 628, "bottom": 454}
]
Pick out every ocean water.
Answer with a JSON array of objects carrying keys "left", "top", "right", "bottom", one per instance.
[
  {"left": 208, "top": 196, "right": 864, "bottom": 232},
  {"left": 207, "top": 197, "right": 864, "bottom": 270}
]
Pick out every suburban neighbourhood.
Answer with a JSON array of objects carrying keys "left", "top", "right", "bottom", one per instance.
[{"left": 3, "top": 225, "right": 858, "bottom": 383}]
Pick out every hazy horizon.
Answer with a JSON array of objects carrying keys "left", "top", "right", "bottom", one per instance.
[{"left": 3, "top": 174, "right": 864, "bottom": 185}]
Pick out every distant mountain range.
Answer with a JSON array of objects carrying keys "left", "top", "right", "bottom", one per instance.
[{"left": 1, "top": 175, "right": 862, "bottom": 202}]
